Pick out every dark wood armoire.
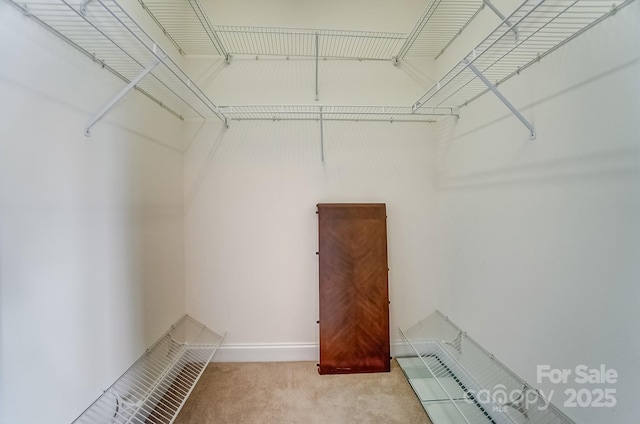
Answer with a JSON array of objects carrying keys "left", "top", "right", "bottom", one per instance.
[{"left": 317, "top": 203, "right": 390, "bottom": 374}]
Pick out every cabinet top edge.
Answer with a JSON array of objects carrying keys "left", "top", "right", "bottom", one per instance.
[{"left": 317, "top": 203, "right": 386, "bottom": 208}]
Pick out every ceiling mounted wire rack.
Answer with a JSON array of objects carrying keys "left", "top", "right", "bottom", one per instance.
[
  {"left": 138, "top": 0, "right": 405, "bottom": 60},
  {"left": 413, "top": 0, "right": 632, "bottom": 112},
  {"left": 218, "top": 105, "right": 456, "bottom": 122},
  {"left": 213, "top": 26, "right": 406, "bottom": 60},
  {"left": 6, "top": 0, "right": 633, "bottom": 133},
  {"left": 136, "top": 0, "right": 227, "bottom": 56},
  {"left": 7, "top": 0, "right": 227, "bottom": 123},
  {"left": 73, "top": 315, "right": 225, "bottom": 424},
  {"left": 397, "top": 0, "right": 486, "bottom": 60}
]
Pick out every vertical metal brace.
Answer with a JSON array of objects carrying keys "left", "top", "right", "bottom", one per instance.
[
  {"left": 85, "top": 55, "right": 164, "bottom": 136},
  {"left": 464, "top": 59, "right": 536, "bottom": 140},
  {"left": 483, "top": 0, "right": 518, "bottom": 41},
  {"left": 319, "top": 106, "right": 325, "bottom": 165},
  {"left": 315, "top": 33, "right": 320, "bottom": 101}
]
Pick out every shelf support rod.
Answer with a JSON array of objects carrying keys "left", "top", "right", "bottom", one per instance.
[
  {"left": 464, "top": 59, "right": 536, "bottom": 140},
  {"left": 319, "top": 106, "right": 325, "bottom": 165},
  {"left": 315, "top": 32, "right": 319, "bottom": 101},
  {"left": 85, "top": 55, "right": 164, "bottom": 137},
  {"left": 483, "top": 0, "right": 518, "bottom": 41}
]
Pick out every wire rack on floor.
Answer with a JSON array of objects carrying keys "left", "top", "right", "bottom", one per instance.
[
  {"left": 72, "top": 315, "right": 224, "bottom": 424},
  {"left": 399, "top": 311, "right": 575, "bottom": 424}
]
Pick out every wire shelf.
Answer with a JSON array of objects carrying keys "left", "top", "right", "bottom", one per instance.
[
  {"left": 137, "top": 0, "right": 405, "bottom": 60},
  {"left": 214, "top": 26, "right": 406, "bottom": 60},
  {"left": 399, "top": 311, "right": 575, "bottom": 424},
  {"left": 398, "top": 0, "right": 485, "bottom": 60},
  {"left": 9, "top": 0, "right": 226, "bottom": 122},
  {"left": 7, "top": 0, "right": 631, "bottom": 128},
  {"left": 413, "top": 0, "right": 631, "bottom": 111},
  {"left": 217, "top": 105, "right": 456, "bottom": 122},
  {"left": 137, "top": 0, "right": 227, "bottom": 56},
  {"left": 72, "top": 315, "right": 224, "bottom": 424}
]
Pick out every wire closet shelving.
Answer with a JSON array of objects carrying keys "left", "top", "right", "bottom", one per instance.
[
  {"left": 399, "top": 311, "right": 576, "bottom": 424},
  {"left": 4, "top": 0, "right": 634, "bottom": 128},
  {"left": 412, "top": 0, "right": 632, "bottom": 113},
  {"left": 137, "top": 0, "right": 407, "bottom": 60},
  {"left": 217, "top": 105, "right": 455, "bottom": 123},
  {"left": 6, "top": 0, "right": 227, "bottom": 127},
  {"left": 397, "top": 0, "right": 486, "bottom": 60},
  {"left": 72, "top": 315, "right": 224, "bottom": 424}
]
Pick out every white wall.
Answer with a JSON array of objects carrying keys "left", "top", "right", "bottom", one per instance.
[
  {"left": 184, "top": 118, "right": 440, "bottom": 360},
  {"left": 3, "top": 0, "right": 637, "bottom": 422},
  {"left": 187, "top": 57, "right": 436, "bottom": 106},
  {"left": 0, "top": 6, "right": 186, "bottom": 424},
  {"left": 183, "top": 42, "right": 441, "bottom": 361},
  {"left": 433, "top": 2, "right": 640, "bottom": 423}
]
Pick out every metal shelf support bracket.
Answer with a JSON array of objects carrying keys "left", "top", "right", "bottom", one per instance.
[
  {"left": 319, "top": 106, "right": 325, "bottom": 165},
  {"left": 315, "top": 32, "right": 320, "bottom": 101},
  {"left": 85, "top": 55, "right": 164, "bottom": 137},
  {"left": 483, "top": 0, "right": 518, "bottom": 41},
  {"left": 464, "top": 58, "right": 536, "bottom": 140}
]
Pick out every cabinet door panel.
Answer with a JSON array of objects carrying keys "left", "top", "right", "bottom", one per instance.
[{"left": 318, "top": 203, "right": 390, "bottom": 374}]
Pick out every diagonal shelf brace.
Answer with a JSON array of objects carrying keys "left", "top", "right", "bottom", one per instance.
[
  {"left": 465, "top": 58, "right": 536, "bottom": 140},
  {"left": 85, "top": 55, "right": 165, "bottom": 137},
  {"left": 483, "top": 0, "right": 518, "bottom": 41}
]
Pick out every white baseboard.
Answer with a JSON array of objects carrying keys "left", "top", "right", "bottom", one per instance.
[
  {"left": 212, "top": 340, "right": 414, "bottom": 363},
  {"left": 213, "top": 342, "right": 318, "bottom": 362}
]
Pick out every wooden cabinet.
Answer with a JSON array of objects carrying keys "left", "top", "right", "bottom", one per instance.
[{"left": 317, "top": 203, "right": 390, "bottom": 374}]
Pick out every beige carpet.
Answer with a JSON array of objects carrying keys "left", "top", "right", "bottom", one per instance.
[{"left": 175, "top": 360, "right": 431, "bottom": 424}]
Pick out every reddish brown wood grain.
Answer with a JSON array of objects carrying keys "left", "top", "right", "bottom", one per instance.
[{"left": 317, "top": 203, "right": 390, "bottom": 374}]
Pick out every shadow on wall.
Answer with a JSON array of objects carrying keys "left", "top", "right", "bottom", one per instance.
[
  {"left": 437, "top": 57, "right": 639, "bottom": 148},
  {"left": 433, "top": 56, "right": 640, "bottom": 191},
  {"left": 184, "top": 122, "right": 229, "bottom": 210},
  {"left": 436, "top": 145, "right": 639, "bottom": 191}
]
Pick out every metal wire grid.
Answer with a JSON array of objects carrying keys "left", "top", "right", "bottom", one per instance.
[
  {"left": 413, "top": 0, "right": 629, "bottom": 112},
  {"left": 400, "top": 311, "right": 576, "bottom": 424},
  {"left": 11, "top": 0, "right": 226, "bottom": 122},
  {"left": 217, "top": 105, "right": 455, "bottom": 122},
  {"left": 213, "top": 26, "right": 406, "bottom": 60},
  {"left": 137, "top": 0, "right": 227, "bottom": 56},
  {"left": 9, "top": 0, "right": 629, "bottom": 126},
  {"left": 136, "top": 0, "right": 406, "bottom": 60},
  {"left": 73, "top": 315, "right": 224, "bottom": 424},
  {"left": 397, "top": 0, "right": 485, "bottom": 60}
]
